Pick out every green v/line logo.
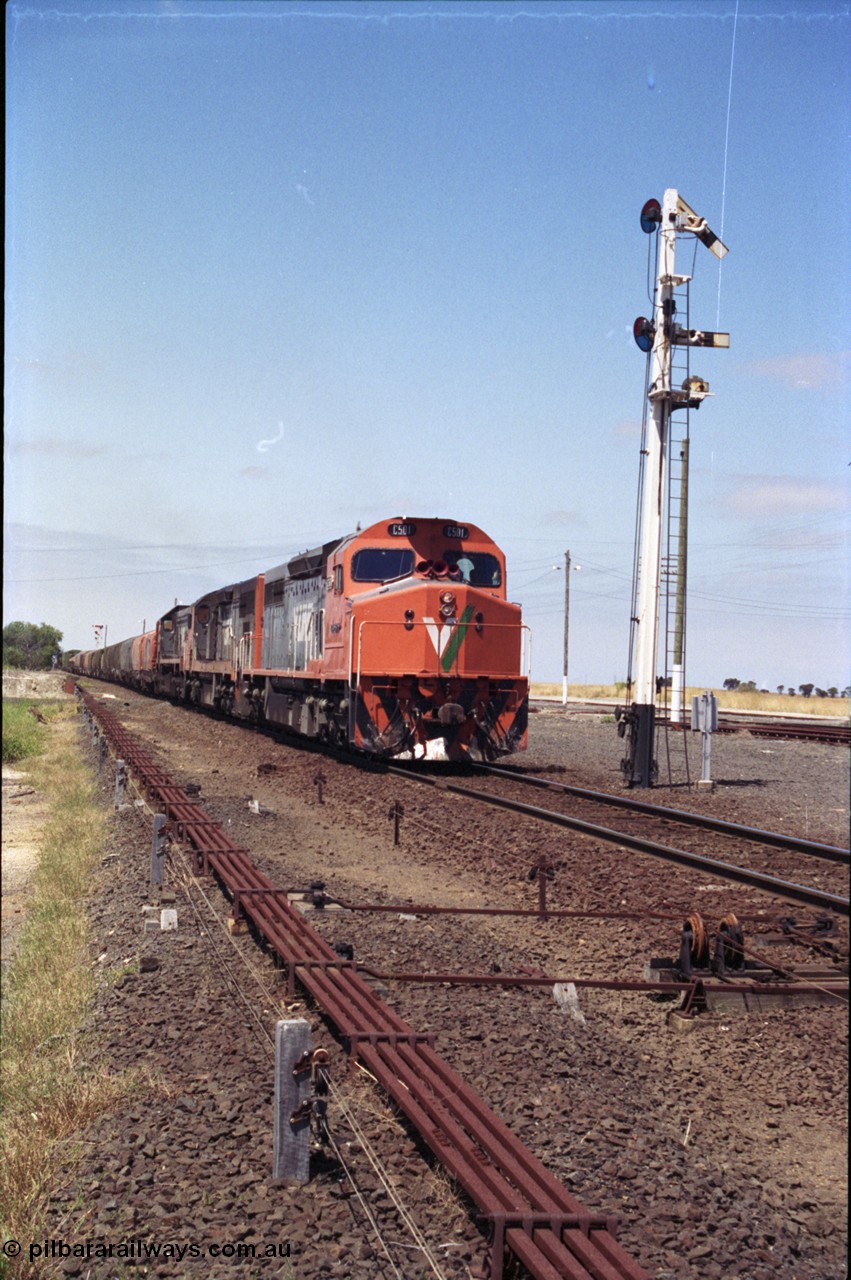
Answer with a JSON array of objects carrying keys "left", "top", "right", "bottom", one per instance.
[{"left": 423, "top": 605, "right": 475, "bottom": 672}]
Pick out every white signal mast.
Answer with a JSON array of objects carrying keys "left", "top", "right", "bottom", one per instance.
[{"left": 622, "top": 189, "right": 729, "bottom": 788}]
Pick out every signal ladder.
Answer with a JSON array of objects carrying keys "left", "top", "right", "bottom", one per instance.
[{"left": 660, "top": 273, "right": 693, "bottom": 782}]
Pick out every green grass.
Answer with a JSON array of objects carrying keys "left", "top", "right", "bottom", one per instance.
[
  {"left": 0, "top": 716, "right": 140, "bottom": 1277},
  {"left": 2, "top": 701, "right": 66, "bottom": 765}
]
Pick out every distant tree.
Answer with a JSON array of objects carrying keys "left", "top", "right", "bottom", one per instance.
[
  {"left": 723, "top": 678, "right": 740, "bottom": 691},
  {"left": 843, "top": 687, "right": 851, "bottom": 698},
  {"left": 827, "top": 688, "right": 838, "bottom": 698},
  {"left": 776, "top": 685, "right": 785, "bottom": 695},
  {"left": 787, "top": 687, "right": 796, "bottom": 696},
  {"left": 799, "top": 683, "right": 815, "bottom": 698},
  {"left": 739, "top": 680, "right": 758, "bottom": 693},
  {"left": 2, "top": 621, "right": 63, "bottom": 671}
]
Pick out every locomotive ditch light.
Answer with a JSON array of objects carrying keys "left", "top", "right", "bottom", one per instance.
[
  {"left": 640, "top": 198, "right": 662, "bottom": 233},
  {"left": 404, "top": 609, "right": 415, "bottom": 631},
  {"left": 633, "top": 316, "right": 656, "bottom": 353}
]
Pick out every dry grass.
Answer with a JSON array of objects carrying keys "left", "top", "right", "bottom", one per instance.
[
  {"left": 531, "top": 682, "right": 850, "bottom": 718},
  {"left": 0, "top": 717, "right": 139, "bottom": 1276}
]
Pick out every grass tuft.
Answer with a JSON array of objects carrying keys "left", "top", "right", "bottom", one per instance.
[
  {"left": 2, "top": 701, "right": 67, "bottom": 765},
  {"left": 0, "top": 717, "right": 139, "bottom": 1277}
]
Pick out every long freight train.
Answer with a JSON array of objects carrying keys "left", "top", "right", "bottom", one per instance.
[{"left": 68, "top": 517, "right": 529, "bottom": 762}]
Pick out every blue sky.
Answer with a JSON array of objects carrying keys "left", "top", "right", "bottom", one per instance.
[{"left": 5, "top": 0, "right": 850, "bottom": 691}]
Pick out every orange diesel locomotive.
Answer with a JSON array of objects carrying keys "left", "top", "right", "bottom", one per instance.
[{"left": 69, "top": 517, "right": 529, "bottom": 761}]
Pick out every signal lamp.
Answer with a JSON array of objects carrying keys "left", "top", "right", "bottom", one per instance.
[
  {"left": 633, "top": 316, "right": 655, "bottom": 352},
  {"left": 640, "top": 198, "right": 662, "bottom": 233}
]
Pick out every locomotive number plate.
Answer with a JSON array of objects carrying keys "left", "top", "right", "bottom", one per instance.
[
  {"left": 387, "top": 522, "right": 416, "bottom": 537},
  {"left": 442, "top": 524, "right": 469, "bottom": 540}
]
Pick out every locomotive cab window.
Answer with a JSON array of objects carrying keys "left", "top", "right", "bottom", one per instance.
[
  {"left": 444, "top": 551, "right": 502, "bottom": 587},
  {"left": 351, "top": 548, "right": 415, "bottom": 583}
]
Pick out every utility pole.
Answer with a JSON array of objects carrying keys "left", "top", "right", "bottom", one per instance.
[
  {"left": 622, "top": 189, "right": 728, "bottom": 787},
  {"left": 562, "top": 549, "right": 570, "bottom": 708}
]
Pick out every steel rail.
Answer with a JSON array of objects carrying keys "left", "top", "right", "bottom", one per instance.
[
  {"left": 77, "top": 687, "right": 650, "bottom": 1280},
  {"left": 471, "top": 764, "right": 850, "bottom": 863},
  {"left": 386, "top": 768, "right": 850, "bottom": 917}
]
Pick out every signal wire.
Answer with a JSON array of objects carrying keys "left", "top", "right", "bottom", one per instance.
[
  {"left": 717, "top": 0, "right": 739, "bottom": 328},
  {"left": 168, "top": 839, "right": 450, "bottom": 1279}
]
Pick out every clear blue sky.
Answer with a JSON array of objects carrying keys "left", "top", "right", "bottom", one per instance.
[{"left": 5, "top": 0, "right": 850, "bottom": 692}]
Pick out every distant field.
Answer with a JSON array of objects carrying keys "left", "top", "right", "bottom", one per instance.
[{"left": 531, "top": 683, "right": 850, "bottom": 718}]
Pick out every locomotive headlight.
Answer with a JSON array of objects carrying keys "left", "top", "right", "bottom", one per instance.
[
  {"left": 475, "top": 611, "right": 484, "bottom": 634},
  {"left": 404, "top": 609, "right": 415, "bottom": 631},
  {"left": 439, "top": 590, "right": 456, "bottom": 620}
]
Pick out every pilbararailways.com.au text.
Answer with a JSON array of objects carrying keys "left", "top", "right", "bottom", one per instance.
[{"left": 6, "top": 1238, "right": 292, "bottom": 1265}]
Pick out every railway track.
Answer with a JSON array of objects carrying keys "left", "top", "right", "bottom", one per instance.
[
  {"left": 713, "top": 719, "right": 850, "bottom": 746},
  {"left": 386, "top": 763, "right": 850, "bottom": 918},
  {"left": 533, "top": 700, "right": 851, "bottom": 745}
]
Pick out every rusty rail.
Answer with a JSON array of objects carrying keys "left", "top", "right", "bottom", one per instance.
[
  {"left": 78, "top": 686, "right": 650, "bottom": 1280},
  {"left": 388, "top": 767, "right": 850, "bottom": 917}
]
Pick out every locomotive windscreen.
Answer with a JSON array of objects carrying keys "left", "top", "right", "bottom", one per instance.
[
  {"left": 443, "top": 551, "right": 501, "bottom": 586},
  {"left": 351, "top": 548, "right": 415, "bottom": 582}
]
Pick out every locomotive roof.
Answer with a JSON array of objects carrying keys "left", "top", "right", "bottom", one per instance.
[{"left": 264, "top": 537, "right": 343, "bottom": 585}]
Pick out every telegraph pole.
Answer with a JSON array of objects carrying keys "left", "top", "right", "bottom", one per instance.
[
  {"left": 622, "top": 189, "right": 728, "bottom": 787},
  {"left": 562, "top": 549, "right": 570, "bottom": 708}
]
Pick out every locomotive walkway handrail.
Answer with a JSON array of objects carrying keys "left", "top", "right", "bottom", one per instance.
[{"left": 77, "top": 685, "right": 650, "bottom": 1280}]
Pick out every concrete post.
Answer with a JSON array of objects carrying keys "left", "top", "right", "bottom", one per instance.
[
  {"left": 114, "top": 760, "right": 128, "bottom": 808},
  {"left": 150, "top": 814, "right": 167, "bottom": 885},
  {"left": 273, "top": 1019, "right": 312, "bottom": 1183}
]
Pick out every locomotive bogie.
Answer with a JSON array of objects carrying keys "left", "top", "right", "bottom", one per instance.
[{"left": 67, "top": 517, "right": 529, "bottom": 761}]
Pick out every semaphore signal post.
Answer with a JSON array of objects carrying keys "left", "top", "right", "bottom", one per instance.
[{"left": 620, "top": 189, "right": 729, "bottom": 788}]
